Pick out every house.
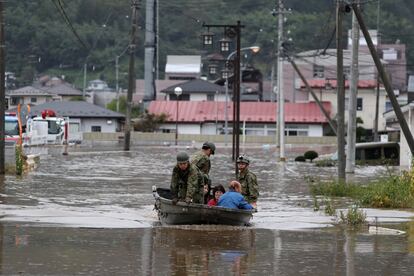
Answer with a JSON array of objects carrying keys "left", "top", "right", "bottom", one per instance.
[
  {"left": 383, "top": 102, "right": 414, "bottom": 168},
  {"left": 161, "top": 79, "right": 226, "bottom": 102},
  {"left": 34, "top": 76, "right": 83, "bottom": 101},
  {"left": 147, "top": 100, "right": 332, "bottom": 136},
  {"left": 165, "top": 55, "right": 201, "bottom": 80},
  {"left": 280, "top": 30, "right": 407, "bottom": 104},
  {"left": 86, "top": 79, "right": 111, "bottom": 92},
  {"left": 281, "top": 49, "right": 376, "bottom": 103},
  {"left": 300, "top": 79, "right": 388, "bottom": 131},
  {"left": 6, "top": 86, "right": 56, "bottom": 110},
  {"left": 20, "top": 101, "right": 125, "bottom": 142}
]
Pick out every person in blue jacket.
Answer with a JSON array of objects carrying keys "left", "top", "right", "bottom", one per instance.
[{"left": 217, "top": 180, "right": 253, "bottom": 210}]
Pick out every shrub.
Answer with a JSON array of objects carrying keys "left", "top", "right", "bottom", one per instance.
[
  {"left": 304, "top": 150, "right": 318, "bottom": 162},
  {"left": 295, "top": 156, "right": 306, "bottom": 162}
]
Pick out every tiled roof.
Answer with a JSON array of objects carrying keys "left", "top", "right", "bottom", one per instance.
[
  {"left": 147, "top": 101, "right": 331, "bottom": 123},
  {"left": 8, "top": 86, "right": 51, "bottom": 96},
  {"left": 162, "top": 79, "right": 226, "bottom": 94},
  {"left": 42, "top": 83, "right": 83, "bottom": 96},
  {"left": 301, "top": 79, "right": 377, "bottom": 89}
]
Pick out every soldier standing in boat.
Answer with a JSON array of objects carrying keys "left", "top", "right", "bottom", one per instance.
[
  {"left": 191, "top": 142, "right": 215, "bottom": 203},
  {"left": 236, "top": 155, "right": 259, "bottom": 208},
  {"left": 171, "top": 152, "right": 204, "bottom": 204}
]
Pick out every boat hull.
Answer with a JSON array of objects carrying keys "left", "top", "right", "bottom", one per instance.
[{"left": 154, "top": 188, "right": 254, "bottom": 226}]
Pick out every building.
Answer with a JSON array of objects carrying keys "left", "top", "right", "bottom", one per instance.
[
  {"left": 383, "top": 102, "right": 414, "bottom": 168},
  {"left": 22, "top": 101, "right": 125, "bottom": 142},
  {"left": 6, "top": 86, "right": 56, "bottom": 110},
  {"left": 165, "top": 55, "right": 202, "bottom": 80},
  {"left": 300, "top": 79, "right": 388, "bottom": 131},
  {"left": 161, "top": 79, "right": 226, "bottom": 102},
  {"left": 147, "top": 101, "right": 332, "bottom": 136}
]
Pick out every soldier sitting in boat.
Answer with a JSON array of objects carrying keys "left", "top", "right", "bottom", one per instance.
[
  {"left": 191, "top": 141, "right": 216, "bottom": 203},
  {"left": 171, "top": 152, "right": 204, "bottom": 204},
  {"left": 236, "top": 155, "right": 259, "bottom": 208},
  {"left": 217, "top": 181, "right": 253, "bottom": 210}
]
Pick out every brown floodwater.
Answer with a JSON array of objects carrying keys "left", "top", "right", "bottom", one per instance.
[{"left": 0, "top": 144, "right": 413, "bottom": 275}]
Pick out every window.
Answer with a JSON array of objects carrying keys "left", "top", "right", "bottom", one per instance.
[
  {"left": 91, "top": 126, "right": 101, "bottom": 132},
  {"left": 11, "top": 97, "right": 20, "bottom": 105},
  {"left": 357, "top": 98, "right": 363, "bottom": 111},
  {"left": 207, "top": 94, "right": 214, "bottom": 101},
  {"left": 31, "top": 97, "right": 37, "bottom": 103},
  {"left": 313, "top": 65, "right": 324, "bottom": 78},
  {"left": 170, "top": 94, "right": 190, "bottom": 101}
]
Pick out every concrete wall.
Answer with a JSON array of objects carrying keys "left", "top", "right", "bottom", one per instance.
[{"left": 83, "top": 132, "right": 337, "bottom": 145}]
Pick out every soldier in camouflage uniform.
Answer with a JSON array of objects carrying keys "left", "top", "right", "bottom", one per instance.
[
  {"left": 236, "top": 154, "right": 259, "bottom": 207},
  {"left": 170, "top": 152, "right": 204, "bottom": 204},
  {"left": 191, "top": 142, "right": 216, "bottom": 203}
]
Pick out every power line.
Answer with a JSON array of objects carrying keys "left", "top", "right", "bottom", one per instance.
[{"left": 50, "top": 0, "right": 89, "bottom": 50}]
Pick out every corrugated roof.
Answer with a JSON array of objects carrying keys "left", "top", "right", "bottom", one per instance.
[
  {"left": 301, "top": 79, "right": 377, "bottom": 89},
  {"left": 147, "top": 101, "right": 331, "bottom": 123}
]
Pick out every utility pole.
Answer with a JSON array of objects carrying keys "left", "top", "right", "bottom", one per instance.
[
  {"left": 82, "top": 63, "right": 87, "bottom": 99},
  {"left": 124, "top": 0, "right": 140, "bottom": 151},
  {"left": 144, "top": 0, "right": 156, "bottom": 103},
  {"left": 352, "top": 3, "right": 414, "bottom": 154},
  {"left": 336, "top": 0, "right": 346, "bottom": 182},
  {"left": 373, "top": 0, "right": 381, "bottom": 142},
  {"left": 275, "top": 0, "right": 286, "bottom": 161},
  {"left": 0, "top": 1, "right": 5, "bottom": 174},
  {"left": 346, "top": 0, "right": 359, "bottom": 174},
  {"left": 115, "top": 55, "right": 120, "bottom": 112}
]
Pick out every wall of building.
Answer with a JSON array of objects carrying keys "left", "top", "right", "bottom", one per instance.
[
  {"left": 308, "top": 88, "right": 387, "bottom": 130},
  {"left": 81, "top": 118, "right": 120, "bottom": 133}
]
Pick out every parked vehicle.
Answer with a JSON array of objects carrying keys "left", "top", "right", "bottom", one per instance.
[
  {"left": 153, "top": 186, "right": 256, "bottom": 226},
  {"left": 5, "top": 110, "right": 68, "bottom": 146}
]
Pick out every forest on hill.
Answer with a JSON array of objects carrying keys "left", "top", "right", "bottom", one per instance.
[{"left": 6, "top": 0, "right": 414, "bottom": 89}]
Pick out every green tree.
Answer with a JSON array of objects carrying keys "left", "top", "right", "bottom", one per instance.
[{"left": 107, "top": 96, "right": 140, "bottom": 118}]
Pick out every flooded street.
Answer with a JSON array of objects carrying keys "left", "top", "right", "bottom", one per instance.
[{"left": 0, "top": 144, "right": 414, "bottom": 275}]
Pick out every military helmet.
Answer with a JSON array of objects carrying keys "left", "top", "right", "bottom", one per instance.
[
  {"left": 176, "top": 152, "right": 189, "bottom": 163},
  {"left": 236, "top": 154, "right": 250, "bottom": 165},
  {"left": 202, "top": 142, "right": 216, "bottom": 155}
]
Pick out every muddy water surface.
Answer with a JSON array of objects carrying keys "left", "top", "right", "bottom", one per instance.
[{"left": 0, "top": 144, "right": 413, "bottom": 275}]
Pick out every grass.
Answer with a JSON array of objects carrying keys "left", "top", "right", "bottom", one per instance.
[
  {"left": 309, "top": 163, "right": 414, "bottom": 208},
  {"left": 339, "top": 205, "right": 367, "bottom": 226}
]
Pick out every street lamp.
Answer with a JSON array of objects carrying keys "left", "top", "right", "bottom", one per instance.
[
  {"left": 223, "top": 46, "right": 260, "bottom": 150},
  {"left": 174, "top": 86, "right": 182, "bottom": 146},
  {"left": 202, "top": 22, "right": 244, "bottom": 173}
]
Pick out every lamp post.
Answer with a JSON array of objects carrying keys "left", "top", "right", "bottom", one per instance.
[
  {"left": 224, "top": 46, "right": 260, "bottom": 156},
  {"left": 174, "top": 86, "right": 182, "bottom": 146},
  {"left": 202, "top": 22, "right": 244, "bottom": 175}
]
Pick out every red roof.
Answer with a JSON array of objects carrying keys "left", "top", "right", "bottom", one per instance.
[
  {"left": 147, "top": 101, "right": 332, "bottom": 123},
  {"left": 301, "top": 79, "right": 377, "bottom": 89}
]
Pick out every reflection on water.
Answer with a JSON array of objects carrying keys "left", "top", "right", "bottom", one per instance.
[
  {"left": 0, "top": 225, "right": 413, "bottom": 275},
  {"left": 0, "top": 145, "right": 413, "bottom": 274}
]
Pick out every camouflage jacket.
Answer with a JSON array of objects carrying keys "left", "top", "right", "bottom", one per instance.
[
  {"left": 191, "top": 151, "right": 211, "bottom": 180},
  {"left": 237, "top": 168, "right": 259, "bottom": 203},
  {"left": 170, "top": 163, "right": 204, "bottom": 203}
]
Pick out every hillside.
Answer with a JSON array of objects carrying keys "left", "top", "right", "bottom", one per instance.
[{"left": 5, "top": 0, "right": 414, "bottom": 89}]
